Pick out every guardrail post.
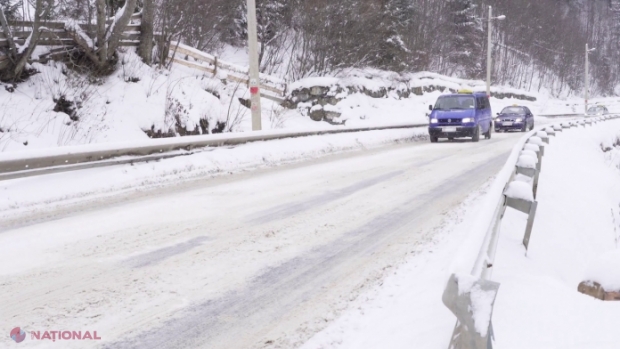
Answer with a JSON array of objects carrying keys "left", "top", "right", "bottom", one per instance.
[
  {"left": 443, "top": 274, "right": 500, "bottom": 349},
  {"left": 213, "top": 56, "right": 218, "bottom": 77},
  {"left": 505, "top": 195, "right": 538, "bottom": 250},
  {"left": 523, "top": 201, "right": 538, "bottom": 249}
]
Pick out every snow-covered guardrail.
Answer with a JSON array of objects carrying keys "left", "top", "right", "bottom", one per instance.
[
  {"left": 442, "top": 114, "right": 620, "bottom": 349},
  {"left": 538, "top": 113, "right": 583, "bottom": 118},
  {"left": 0, "top": 123, "right": 428, "bottom": 181}
]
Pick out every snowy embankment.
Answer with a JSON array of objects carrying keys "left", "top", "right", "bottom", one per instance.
[
  {"left": 493, "top": 118, "right": 620, "bottom": 348},
  {"left": 297, "top": 118, "right": 620, "bottom": 349},
  {"left": 0, "top": 127, "right": 426, "bottom": 215}
]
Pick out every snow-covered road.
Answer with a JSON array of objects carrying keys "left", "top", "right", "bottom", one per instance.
[{"left": 1, "top": 131, "right": 528, "bottom": 348}]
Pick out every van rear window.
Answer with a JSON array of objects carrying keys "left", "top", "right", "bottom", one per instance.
[{"left": 434, "top": 96, "right": 475, "bottom": 110}]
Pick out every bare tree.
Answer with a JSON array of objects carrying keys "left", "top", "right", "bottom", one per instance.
[
  {"left": 139, "top": 0, "right": 154, "bottom": 64},
  {"left": 0, "top": 0, "right": 52, "bottom": 81},
  {"left": 65, "top": 0, "right": 138, "bottom": 72}
]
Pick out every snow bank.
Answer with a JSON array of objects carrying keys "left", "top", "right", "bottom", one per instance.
[
  {"left": 583, "top": 250, "right": 620, "bottom": 292},
  {"left": 0, "top": 128, "right": 427, "bottom": 213},
  {"left": 504, "top": 181, "right": 534, "bottom": 202},
  {"left": 0, "top": 51, "right": 603, "bottom": 154},
  {"left": 493, "top": 118, "right": 620, "bottom": 348}
]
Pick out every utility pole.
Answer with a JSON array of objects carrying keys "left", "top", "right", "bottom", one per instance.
[
  {"left": 585, "top": 44, "right": 596, "bottom": 115},
  {"left": 486, "top": 6, "right": 493, "bottom": 98},
  {"left": 486, "top": 6, "right": 505, "bottom": 98},
  {"left": 247, "top": 0, "right": 262, "bottom": 130}
]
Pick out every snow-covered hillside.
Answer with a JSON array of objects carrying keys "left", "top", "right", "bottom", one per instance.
[{"left": 0, "top": 49, "right": 612, "bottom": 153}]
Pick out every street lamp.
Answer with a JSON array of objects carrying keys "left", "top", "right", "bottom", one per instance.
[
  {"left": 486, "top": 6, "right": 506, "bottom": 97},
  {"left": 585, "top": 44, "right": 596, "bottom": 115},
  {"left": 247, "top": 0, "right": 262, "bottom": 130}
]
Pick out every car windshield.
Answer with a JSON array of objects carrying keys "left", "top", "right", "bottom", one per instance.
[
  {"left": 434, "top": 96, "right": 475, "bottom": 110},
  {"left": 501, "top": 107, "right": 525, "bottom": 114},
  {"left": 588, "top": 107, "right": 604, "bottom": 113}
]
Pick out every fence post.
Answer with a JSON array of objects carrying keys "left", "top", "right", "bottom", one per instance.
[{"left": 213, "top": 56, "right": 218, "bottom": 77}]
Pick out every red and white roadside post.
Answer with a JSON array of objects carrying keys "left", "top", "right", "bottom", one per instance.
[
  {"left": 247, "top": 0, "right": 262, "bottom": 130},
  {"left": 585, "top": 44, "right": 596, "bottom": 115}
]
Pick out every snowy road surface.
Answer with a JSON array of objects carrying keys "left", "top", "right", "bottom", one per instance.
[{"left": 1, "top": 131, "right": 525, "bottom": 348}]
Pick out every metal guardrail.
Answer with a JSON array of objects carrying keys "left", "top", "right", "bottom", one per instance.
[
  {"left": 0, "top": 123, "right": 428, "bottom": 181},
  {"left": 537, "top": 113, "right": 583, "bottom": 117},
  {"left": 442, "top": 114, "right": 619, "bottom": 349}
]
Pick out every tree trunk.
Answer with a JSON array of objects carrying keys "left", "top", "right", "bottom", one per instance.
[
  {"left": 106, "top": 0, "right": 138, "bottom": 60},
  {"left": 138, "top": 0, "right": 154, "bottom": 64},
  {"left": 0, "top": 0, "right": 49, "bottom": 81},
  {"left": 0, "top": 6, "right": 17, "bottom": 62},
  {"left": 96, "top": 0, "right": 107, "bottom": 65}
]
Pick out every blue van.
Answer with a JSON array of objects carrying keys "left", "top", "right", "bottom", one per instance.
[{"left": 427, "top": 90, "right": 493, "bottom": 143}]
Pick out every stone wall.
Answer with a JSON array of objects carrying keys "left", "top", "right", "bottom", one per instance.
[{"left": 284, "top": 80, "right": 537, "bottom": 123}]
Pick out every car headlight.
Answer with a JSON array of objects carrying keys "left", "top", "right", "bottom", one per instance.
[
  {"left": 430, "top": 118, "right": 438, "bottom": 124},
  {"left": 516, "top": 118, "right": 523, "bottom": 122},
  {"left": 462, "top": 118, "right": 474, "bottom": 123},
  {"left": 495, "top": 118, "right": 501, "bottom": 122}
]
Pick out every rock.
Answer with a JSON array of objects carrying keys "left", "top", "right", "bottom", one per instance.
[
  {"left": 346, "top": 86, "right": 359, "bottom": 94},
  {"left": 578, "top": 281, "right": 620, "bottom": 301},
  {"left": 397, "top": 89, "right": 410, "bottom": 99},
  {"left": 310, "top": 86, "right": 328, "bottom": 96},
  {"left": 324, "top": 111, "right": 342, "bottom": 120},
  {"left": 318, "top": 96, "right": 341, "bottom": 106},
  {"left": 362, "top": 87, "right": 386, "bottom": 98},
  {"left": 281, "top": 99, "right": 296, "bottom": 109},
  {"left": 309, "top": 105, "right": 325, "bottom": 121},
  {"left": 297, "top": 88, "right": 311, "bottom": 102}
]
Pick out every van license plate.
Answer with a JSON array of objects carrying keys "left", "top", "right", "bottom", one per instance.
[{"left": 443, "top": 127, "right": 457, "bottom": 133}]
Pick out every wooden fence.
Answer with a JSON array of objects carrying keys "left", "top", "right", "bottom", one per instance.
[
  {"left": 168, "top": 41, "right": 286, "bottom": 100},
  {"left": 0, "top": 14, "right": 286, "bottom": 101},
  {"left": 0, "top": 13, "right": 142, "bottom": 51}
]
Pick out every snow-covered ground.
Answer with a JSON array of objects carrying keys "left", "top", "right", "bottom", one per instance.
[
  {"left": 0, "top": 127, "right": 426, "bottom": 215},
  {"left": 494, "top": 118, "right": 620, "bottom": 348},
  {"left": 0, "top": 129, "right": 529, "bottom": 349},
  {"left": 0, "top": 100, "right": 617, "bottom": 349},
  {"left": 2, "top": 44, "right": 620, "bottom": 349},
  {"left": 298, "top": 118, "right": 620, "bottom": 349}
]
